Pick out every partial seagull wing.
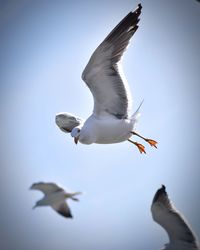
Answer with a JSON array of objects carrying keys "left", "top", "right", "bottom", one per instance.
[
  {"left": 151, "top": 185, "right": 199, "bottom": 247},
  {"left": 30, "top": 182, "right": 64, "bottom": 195},
  {"left": 52, "top": 202, "right": 72, "bottom": 218},
  {"left": 82, "top": 4, "right": 142, "bottom": 119},
  {"left": 55, "top": 112, "right": 82, "bottom": 133}
]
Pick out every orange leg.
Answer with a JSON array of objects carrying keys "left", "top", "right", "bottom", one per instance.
[
  {"left": 131, "top": 131, "right": 158, "bottom": 148},
  {"left": 128, "top": 139, "right": 146, "bottom": 154}
]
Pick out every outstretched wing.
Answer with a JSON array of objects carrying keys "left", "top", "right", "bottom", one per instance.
[
  {"left": 30, "top": 182, "right": 64, "bottom": 195},
  {"left": 151, "top": 185, "right": 198, "bottom": 246},
  {"left": 52, "top": 202, "right": 73, "bottom": 218},
  {"left": 82, "top": 4, "right": 142, "bottom": 119},
  {"left": 55, "top": 112, "right": 83, "bottom": 133}
]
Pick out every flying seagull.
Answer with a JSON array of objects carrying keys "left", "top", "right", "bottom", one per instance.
[
  {"left": 30, "top": 182, "right": 82, "bottom": 218},
  {"left": 151, "top": 185, "right": 200, "bottom": 250},
  {"left": 55, "top": 3, "right": 157, "bottom": 154}
]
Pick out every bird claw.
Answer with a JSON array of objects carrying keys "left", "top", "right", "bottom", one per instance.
[
  {"left": 135, "top": 142, "right": 146, "bottom": 154},
  {"left": 145, "top": 139, "right": 158, "bottom": 148}
]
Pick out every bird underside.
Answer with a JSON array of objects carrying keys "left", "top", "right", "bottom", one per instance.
[{"left": 128, "top": 131, "right": 157, "bottom": 154}]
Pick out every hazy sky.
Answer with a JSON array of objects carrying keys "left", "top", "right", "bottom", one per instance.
[{"left": 0, "top": 0, "right": 200, "bottom": 249}]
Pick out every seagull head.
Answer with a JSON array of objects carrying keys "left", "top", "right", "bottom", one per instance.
[{"left": 71, "top": 127, "right": 81, "bottom": 144}]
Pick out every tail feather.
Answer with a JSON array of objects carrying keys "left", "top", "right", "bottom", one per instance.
[
  {"left": 73, "top": 192, "right": 82, "bottom": 196},
  {"left": 71, "top": 191, "right": 82, "bottom": 202},
  {"left": 131, "top": 100, "right": 144, "bottom": 124}
]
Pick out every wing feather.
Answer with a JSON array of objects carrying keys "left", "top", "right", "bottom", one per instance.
[
  {"left": 30, "top": 182, "right": 64, "bottom": 195},
  {"left": 151, "top": 185, "right": 198, "bottom": 246},
  {"left": 52, "top": 202, "right": 73, "bottom": 218},
  {"left": 82, "top": 4, "right": 142, "bottom": 119},
  {"left": 55, "top": 112, "right": 82, "bottom": 133}
]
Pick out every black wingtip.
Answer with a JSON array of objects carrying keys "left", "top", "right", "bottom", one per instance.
[
  {"left": 59, "top": 211, "right": 73, "bottom": 219},
  {"left": 153, "top": 184, "right": 167, "bottom": 203},
  {"left": 138, "top": 3, "right": 142, "bottom": 10},
  {"left": 161, "top": 184, "right": 166, "bottom": 191},
  {"left": 132, "top": 3, "right": 142, "bottom": 14}
]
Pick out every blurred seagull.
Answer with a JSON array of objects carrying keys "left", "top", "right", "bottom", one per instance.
[
  {"left": 30, "top": 182, "right": 82, "bottom": 218},
  {"left": 151, "top": 185, "right": 200, "bottom": 250},
  {"left": 55, "top": 3, "right": 157, "bottom": 154}
]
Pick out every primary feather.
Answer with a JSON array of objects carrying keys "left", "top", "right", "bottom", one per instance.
[{"left": 55, "top": 112, "right": 82, "bottom": 133}]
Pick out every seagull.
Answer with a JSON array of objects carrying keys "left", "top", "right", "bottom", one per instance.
[
  {"left": 151, "top": 185, "right": 200, "bottom": 250},
  {"left": 55, "top": 3, "right": 157, "bottom": 154},
  {"left": 30, "top": 182, "right": 82, "bottom": 218}
]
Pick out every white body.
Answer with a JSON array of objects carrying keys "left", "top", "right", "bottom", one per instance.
[
  {"left": 77, "top": 115, "right": 135, "bottom": 145},
  {"left": 37, "top": 191, "right": 68, "bottom": 206}
]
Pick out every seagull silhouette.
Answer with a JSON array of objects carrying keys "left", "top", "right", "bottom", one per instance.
[{"left": 30, "top": 182, "right": 82, "bottom": 218}]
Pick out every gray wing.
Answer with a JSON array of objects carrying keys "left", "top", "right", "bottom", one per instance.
[
  {"left": 30, "top": 182, "right": 64, "bottom": 195},
  {"left": 55, "top": 112, "right": 82, "bottom": 133},
  {"left": 52, "top": 202, "right": 73, "bottom": 218},
  {"left": 151, "top": 185, "right": 198, "bottom": 246},
  {"left": 82, "top": 4, "right": 142, "bottom": 119}
]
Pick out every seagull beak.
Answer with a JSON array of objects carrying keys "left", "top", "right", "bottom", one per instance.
[{"left": 74, "top": 136, "right": 79, "bottom": 145}]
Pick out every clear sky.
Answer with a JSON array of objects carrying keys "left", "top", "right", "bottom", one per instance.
[{"left": 0, "top": 0, "right": 200, "bottom": 249}]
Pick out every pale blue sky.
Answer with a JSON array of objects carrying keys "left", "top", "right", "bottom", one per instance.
[{"left": 0, "top": 0, "right": 200, "bottom": 249}]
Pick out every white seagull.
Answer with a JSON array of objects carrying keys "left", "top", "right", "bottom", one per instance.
[
  {"left": 151, "top": 185, "right": 200, "bottom": 250},
  {"left": 55, "top": 3, "right": 157, "bottom": 154},
  {"left": 30, "top": 182, "right": 82, "bottom": 218}
]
